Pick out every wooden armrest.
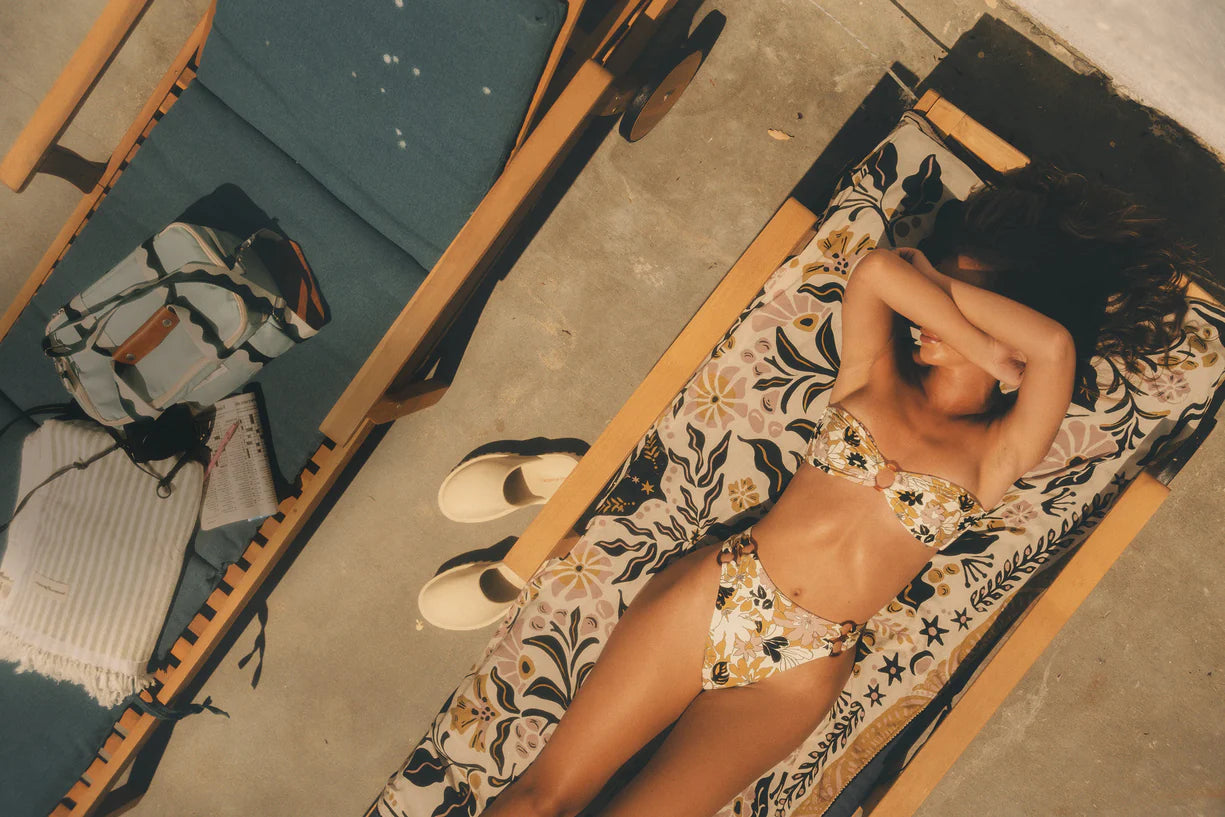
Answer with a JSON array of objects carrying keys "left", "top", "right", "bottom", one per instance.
[
  {"left": 0, "top": 0, "right": 153, "bottom": 193},
  {"left": 501, "top": 197, "right": 819, "bottom": 582}
]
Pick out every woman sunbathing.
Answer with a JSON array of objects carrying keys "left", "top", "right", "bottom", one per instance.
[{"left": 480, "top": 164, "right": 1192, "bottom": 817}]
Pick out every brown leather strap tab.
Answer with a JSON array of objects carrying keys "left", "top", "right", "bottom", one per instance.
[{"left": 112, "top": 305, "right": 178, "bottom": 364}]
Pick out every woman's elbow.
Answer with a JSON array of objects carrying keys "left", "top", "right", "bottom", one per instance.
[
  {"left": 848, "top": 248, "right": 892, "bottom": 284},
  {"left": 1042, "top": 325, "right": 1077, "bottom": 367}
]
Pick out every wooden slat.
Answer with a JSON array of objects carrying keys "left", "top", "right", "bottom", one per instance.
[
  {"left": 169, "top": 637, "right": 193, "bottom": 663},
  {"left": 156, "top": 88, "right": 181, "bottom": 114},
  {"left": 100, "top": 733, "right": 125, "bottom": 760},
  {"left": 81, "top": 758, "right": 109, "bottom": 787},
  {"left": 320, "top": 59, "right": 615, "bottom": 443},
  {"left": 865, "top": 472, "right": 1170, "bottom": 816},
  {"left": 0, "top": 0, "right": 154, "bottom": 192},
  {"left": 222, "top": 563, "right": 246, "bottom": 589},
  {"left": 241, "top": 541, "right": 265, "bottom": 564},
  {"left": 257, "top": 516, "right": 281, "bottom": 540},
  {"left": 502, "top": 197, "right": 818, "bottom": 580},
  {"left": 116, "top": 709, "right": 142, "bottom": 734},
  {"left": 204, "top": 588, "right": 229, "bottom": 613},
  {"left": 912, "top": 89, "right": 940, "bottom": 115},
  {"left": 187, "top": 613, "right": 211, "bottom": 638},
  {"left": 64, "top": 781, "right": 92, "bottom": 807},
  {"left": 309, "top": 445, "right": 336, "bottom": 470},
  {"left": 916, "top": 92, "right": 1029, "bottom": 174},
  {"left": 52, "top": 802, "right": 75, "bottom": 816}
]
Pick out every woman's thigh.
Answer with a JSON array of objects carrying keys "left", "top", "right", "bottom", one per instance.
[
  {"left": 595, "top": 649, "right": 856, "bottom": 817},
  {"left": 509, "top": 544, "right": 725, "bottom": 814}
]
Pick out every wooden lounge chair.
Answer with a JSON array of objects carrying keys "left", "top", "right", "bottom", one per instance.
[
  {"left": 0, "top": 0, "right": 709, "bottom": 814},
  {"left": 368, "top": 90, "right": 1223, "bottom": 815}
]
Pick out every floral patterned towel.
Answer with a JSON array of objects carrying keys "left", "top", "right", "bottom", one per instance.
[{"left": 372, "top": 112, "right": 1225, "bottom": 817}]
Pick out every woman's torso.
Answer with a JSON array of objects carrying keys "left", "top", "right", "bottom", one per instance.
[{"left": 749, "top": 385, "right": 997, "bottom": 624}]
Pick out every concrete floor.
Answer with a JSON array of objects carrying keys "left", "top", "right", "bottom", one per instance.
[{"left": 2, "top": 1, "right": 1223, "bottom": 816}]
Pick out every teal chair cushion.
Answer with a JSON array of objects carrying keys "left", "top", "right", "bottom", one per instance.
[
  {"left": 0, "top": 664, "right": 130, "bottom": 817},
  {"left": 197, "top": 0, "right": 568, "bottom": 270}
]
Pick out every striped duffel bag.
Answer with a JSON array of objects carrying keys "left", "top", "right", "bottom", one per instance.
[{"left": 42, "top": 222, "right": 327, "bottom": 427}]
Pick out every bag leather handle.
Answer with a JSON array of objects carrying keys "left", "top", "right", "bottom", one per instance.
[{"left": 111, "top": 305, "right": 180, "bottom": 365}]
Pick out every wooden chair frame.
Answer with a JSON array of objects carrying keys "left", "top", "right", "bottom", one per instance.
[
  {"left": 0, "top": 0, "right": 685, "bottom": 814},
  {"left": 489, "top": 90, "right": 1220, "bottom": 816}
]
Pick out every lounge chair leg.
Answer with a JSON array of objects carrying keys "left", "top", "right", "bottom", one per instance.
[{"left": 368, "top": 377, "right": 451, "bottom": 425}]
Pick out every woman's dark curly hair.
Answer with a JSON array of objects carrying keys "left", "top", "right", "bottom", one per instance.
[{"left": 916, "top": 162, "right": 1197, "bottom": 408}]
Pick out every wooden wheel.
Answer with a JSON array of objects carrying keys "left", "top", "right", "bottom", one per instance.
[{"left": 618, "top": 46, "right": 704, "bottom": 143}]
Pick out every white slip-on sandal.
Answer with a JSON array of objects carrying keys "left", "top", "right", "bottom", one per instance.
[
  {"left": 417, "top": 536, "right": 524, "bottom": 630},
  {"left": 437, "top": 439, "right": 584, "bottom": 523}
]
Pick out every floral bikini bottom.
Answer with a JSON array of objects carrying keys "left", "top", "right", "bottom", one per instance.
[{"left": 701, "top": 530, "right": 865, "bottom": 690}]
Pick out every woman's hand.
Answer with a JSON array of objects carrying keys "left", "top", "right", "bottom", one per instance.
[
  {"left": 985, "top": 337, "right": 1027, "bottom": 390},
  {"left": 895, "top": 247, "right": 1027, "bottom": 388},
  {"left": 892, "top": 247, "right": 950, "bottom": 292}
]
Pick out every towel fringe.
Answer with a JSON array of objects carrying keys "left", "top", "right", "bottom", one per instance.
[{"left": 0, "top": 627, "right": 154, "bottom": 707}]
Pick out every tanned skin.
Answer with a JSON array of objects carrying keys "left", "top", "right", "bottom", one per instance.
[{"left": 480, "top": 248, "right": 1076, "bottom": 817}]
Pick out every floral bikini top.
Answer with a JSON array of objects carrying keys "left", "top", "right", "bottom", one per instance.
[{"left": 805, "top": 403, "right": 987, "bottom": 550}]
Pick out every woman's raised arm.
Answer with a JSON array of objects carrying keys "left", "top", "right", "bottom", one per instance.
[
  {"left": 896, "top": 248, "right": 1074, "bottom": 376},
  {"left": 832, "top": 248, "right": 998, "bottom": 401},
  {"left": 896, "top": 248, "right": 1077, "bottom": 489}
]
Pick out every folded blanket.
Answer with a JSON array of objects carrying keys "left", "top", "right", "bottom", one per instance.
[{"left": 0, "top": 420, "right": 202, "bottom": 706}]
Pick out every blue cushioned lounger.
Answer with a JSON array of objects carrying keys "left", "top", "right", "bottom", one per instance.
[{"left": 0, "top": 0, "right": 577, "bottom": 812}]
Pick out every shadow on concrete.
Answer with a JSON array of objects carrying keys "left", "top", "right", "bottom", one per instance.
[
  {"left": 922, "top": 15, "right": 1225, "bottom": 299},
  {"left": 789, "top": 66, "right": 917, "bottom": 216},
  {"left": 791, "top": 15, "right": 1225, "bottom": 300}
]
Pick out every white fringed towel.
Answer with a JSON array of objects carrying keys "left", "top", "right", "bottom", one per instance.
[{"left": 0, "top": 420, "right": 202, "bottom": 706}]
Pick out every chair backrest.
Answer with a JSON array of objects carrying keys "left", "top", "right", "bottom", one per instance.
[{"left": 196, "top": 0, "right": 568, "bottom": 270}]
